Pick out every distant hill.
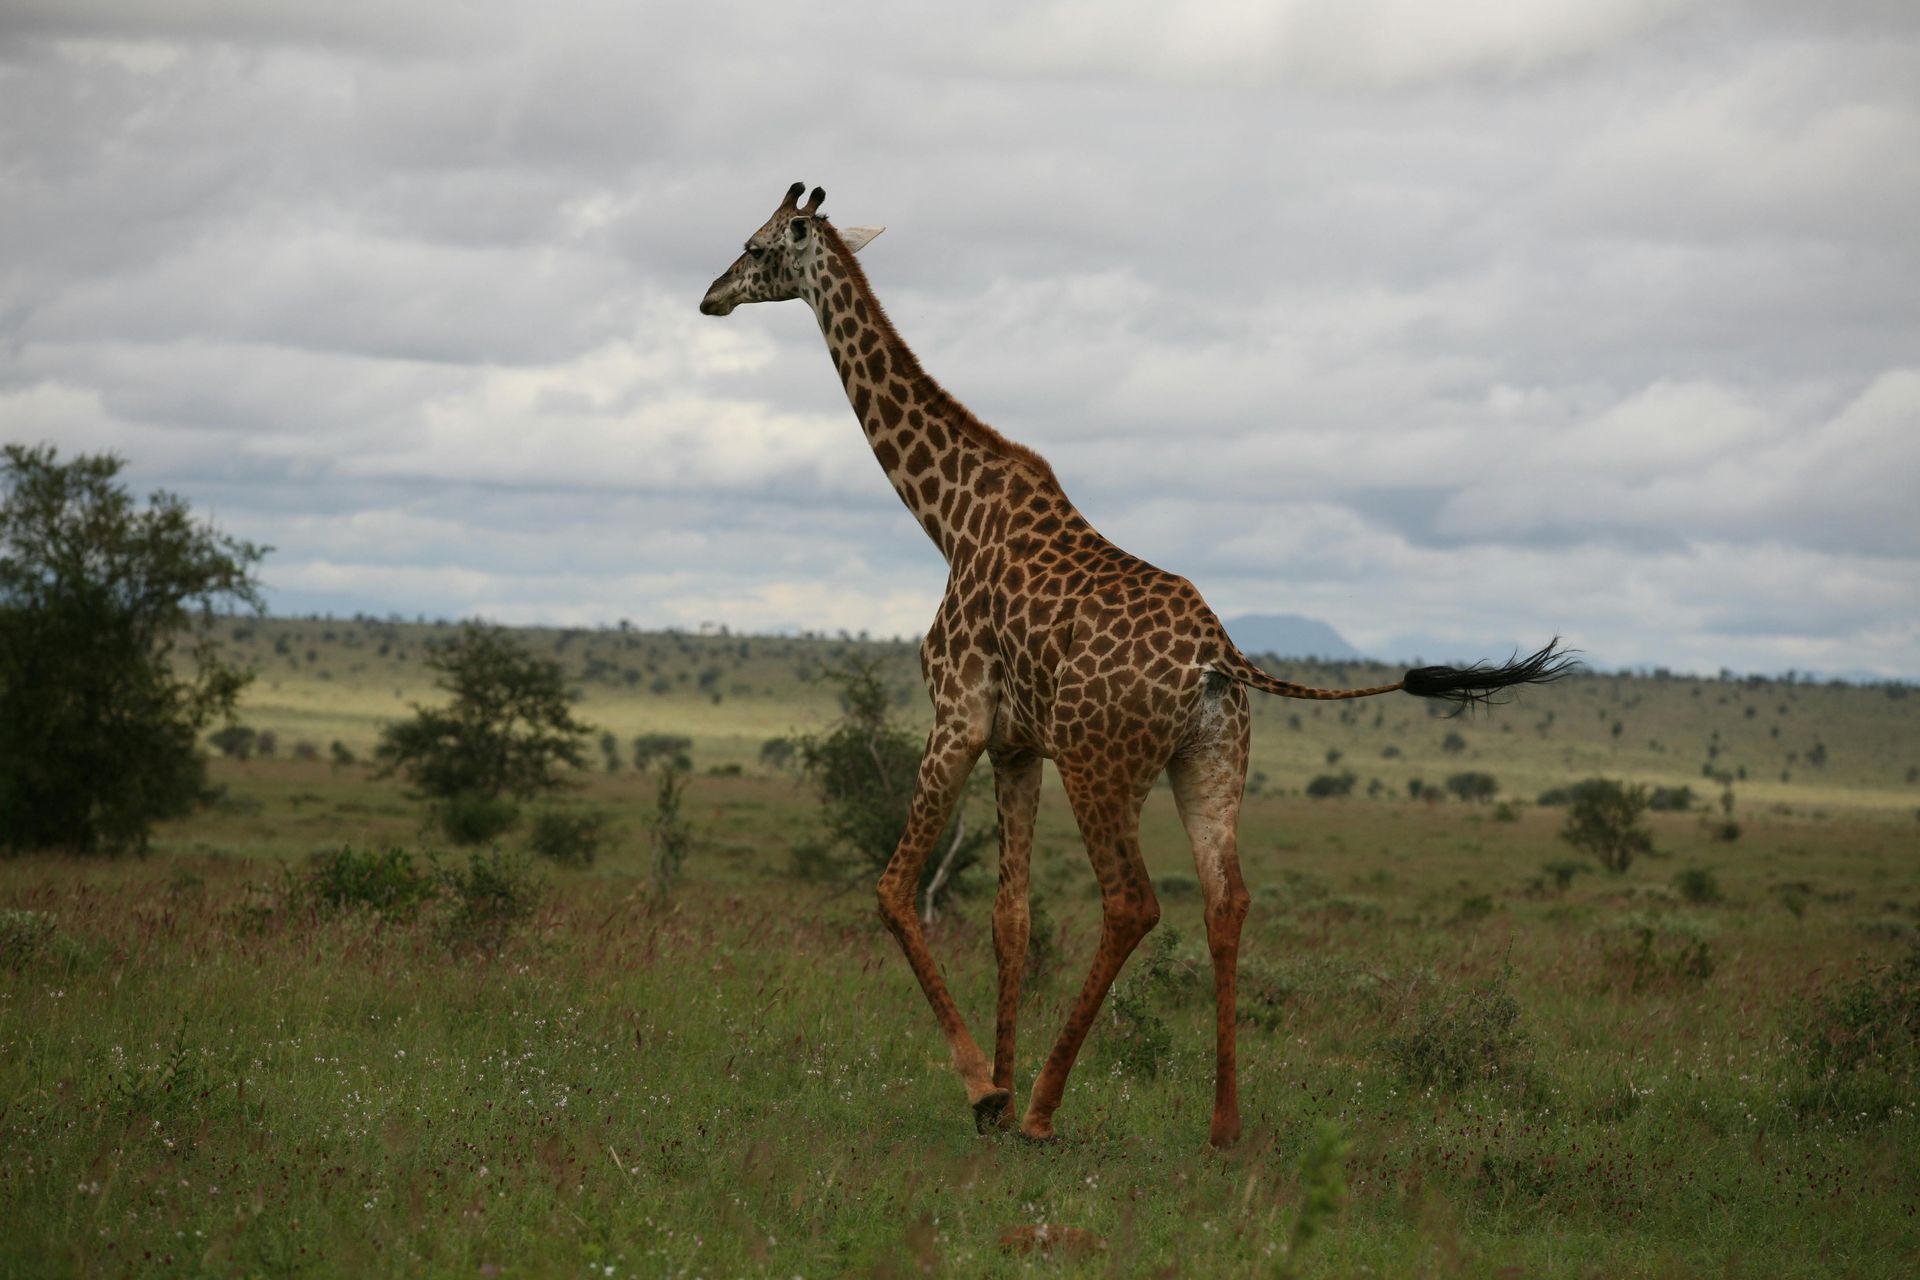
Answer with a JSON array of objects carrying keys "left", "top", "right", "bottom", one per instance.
[{"left": 1222, "top": 614, "right": 1363, "bottom": 661}]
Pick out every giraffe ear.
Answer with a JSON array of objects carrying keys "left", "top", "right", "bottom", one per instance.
[{"left": 838, "top": 226, "right": 885, "bottom": 254}]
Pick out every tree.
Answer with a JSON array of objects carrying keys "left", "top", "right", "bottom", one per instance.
[
  {"left": 1, "top": 445, "right": 265, "bottom": 854},
  {"left": 1559, "top": 778, "right": 1653, "bottom": 873},
  {"left": 375, "top": 624, "right": 593, "bottom": 841},
  {"left": 1444, "top": 771, "right": 1499, "bottom": 803},
  {"left": 793, "top": 657, "right": 991, "bottom": 922}
]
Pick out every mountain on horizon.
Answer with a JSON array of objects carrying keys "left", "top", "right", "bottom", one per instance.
[{"left": 1221, "top": 613, "right": 1363, "bottom": 662}]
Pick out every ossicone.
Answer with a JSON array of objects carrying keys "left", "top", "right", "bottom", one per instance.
[
  {"left": 780, "top": 181, "right": 805, "bottom": 210},
  {"left": 803, "top": 186, "right": 826, "bottom": 215}
]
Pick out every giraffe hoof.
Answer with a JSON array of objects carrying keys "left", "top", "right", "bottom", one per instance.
[
  {"left": 1017, "top": 1117, "right": 1059, "bottom": 1144},
  {"left": 972, "top": 1088, "right": 1012, "bottom": 1134}
]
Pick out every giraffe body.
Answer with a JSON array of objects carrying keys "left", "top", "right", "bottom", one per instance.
[{"left": 701, "top": 184, "right": 1570, "bottom": 1145}]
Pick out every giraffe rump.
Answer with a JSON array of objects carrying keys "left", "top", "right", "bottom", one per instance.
[{"left": 1399, "top": 638, "right": 1580, "bottom": 713}]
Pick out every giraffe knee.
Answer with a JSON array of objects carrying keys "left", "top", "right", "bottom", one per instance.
[
  {"left": 1104, "top": 894, "right": 1160, "bottom": 948},
  {"left": 876, "top": 877, "right": 916, "bottom": 938}
]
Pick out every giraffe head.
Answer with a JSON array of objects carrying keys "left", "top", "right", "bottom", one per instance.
[{"left": 699, "top": 181, "right": 883, "bottom": 316}]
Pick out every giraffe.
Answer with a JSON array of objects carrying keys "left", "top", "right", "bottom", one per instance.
[{"left": 699, "top": 182, "right": 1574, "bottom": 1147}]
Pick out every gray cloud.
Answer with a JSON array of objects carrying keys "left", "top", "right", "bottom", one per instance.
[{"left": 4, "top": 1, "right": 1918, "bottom": 677}]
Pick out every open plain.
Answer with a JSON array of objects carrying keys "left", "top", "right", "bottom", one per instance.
[{"left": 3, "top": 618, "right": 1917, "bottom": 1276}]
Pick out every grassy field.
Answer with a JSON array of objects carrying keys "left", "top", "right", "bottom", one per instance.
[{"left": 4, "top": 620, "right": 1919, "bottom": 1276}]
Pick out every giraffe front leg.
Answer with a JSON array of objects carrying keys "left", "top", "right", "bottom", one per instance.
[
  {"left": 985, "top": 750, "right": 1043, "bottom": 1130},
  {"left": 875, "top": 723, "right": 1003, "bottom": 1124}
]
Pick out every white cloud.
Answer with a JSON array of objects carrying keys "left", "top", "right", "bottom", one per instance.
[{"left": 5, "top": 1, "right": 1919, "bottom": 677}]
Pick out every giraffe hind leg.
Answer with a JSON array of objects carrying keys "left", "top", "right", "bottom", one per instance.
[{"left": 1168, "top": 688, "right": 1253, "bottom": 1148}]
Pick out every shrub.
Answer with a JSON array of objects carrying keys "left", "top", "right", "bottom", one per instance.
[
  {"left": 0, "top": 908, "right": 57, "bottom": 970},
  {"left": 1101, "top": 980, "right": 1172, "bottom": 1079},
  {"left": 527, "top": 808, "right": 610, "bottom": 867},
  {"left": 429, "top": 791, "right": 521, "bottom": 846},
  {"left": 1383, "top": 965, "right": 1533, "bottom": 1093},
  {"left": 1672, "top": 866, "right": 1722, "bottom": 904},
  {"left": 1794, "top": 946, "right": 1920, "bottom": 1078},
  {"left": 208, "top": 725, "right": 258, "bottom": 760},
  {"left": 1493, "top": 801, "right": 1518, "bottom": 822},
  {"left": 1560, "top": 778, "right": 1653, "bottom": 873},
  {"left": 1542, "top": 859, "right": 1590, "bottom": 891},
  {"left": 296, "top": 846, "right": 437, "bottom": 920},
  {"left": 1536, "top": 786, "right": 1572, "bottom": 806},
  {"left": 1305, "top": 772, "right": 1355, "bottom": 799},
  {"left": 1445, "top": 771, "right": 1499, "bottom": 803},
  {"left": 1456, "top": 894, "right": 1495, "bottom": 922},
  {"left": 329, "top": 740, "right": 357, "bottom": 767},
  {"left": 1023, "top": 893, "right": 1058, "bottom": 986},
  {"left": 793, "top": 658, "right": 990, "bottom": 919},
  {"left": 1648, "top": 786, "right": 1695, "bottom": 812},
  {"left": 1599, "top": 919, "right": 1716, "bottom": 993},
  {"left": 437, "top": 849, "right": 541, "bottom": 954},
  {"left": 1440, "top": 730, "right": 1468, "bottom": 755},
  {"left": 633, "top": 733, "right": 693, "bottom": 773},
  {"left": 649, "top": 766, "right": 694, "bottom": 902}
]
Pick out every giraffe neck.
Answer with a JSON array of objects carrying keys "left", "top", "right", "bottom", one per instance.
[{"left": 804, "top": 232, "right": 1037, "bottom": 564}]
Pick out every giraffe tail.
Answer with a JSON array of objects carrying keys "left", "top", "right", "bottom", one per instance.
[{"left": 1209, "top": 638, "right": 1579, "bottom": 712}]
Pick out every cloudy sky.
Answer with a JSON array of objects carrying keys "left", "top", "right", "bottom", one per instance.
[{"left": 5, "top": 1, "right": 1917, "bottom": 677}]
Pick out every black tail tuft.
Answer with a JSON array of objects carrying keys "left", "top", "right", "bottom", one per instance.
[{"left": 1401, "top": 638, "right": 1580, "bottom": 715}]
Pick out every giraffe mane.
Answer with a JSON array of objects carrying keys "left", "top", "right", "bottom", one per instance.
[{"left": 818, "top": 220, "right": 1059, "bottom": 487}]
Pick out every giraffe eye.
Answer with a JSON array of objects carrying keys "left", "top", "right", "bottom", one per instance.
[{"left": 744, "top": 243, "right": 763, "bottom": 257}]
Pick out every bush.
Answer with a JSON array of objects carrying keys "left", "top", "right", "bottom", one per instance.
[
  {"left": 1383, "top": 966, "right": 1534, "bottom": 1093},
  {"left": 1542, "top": 859, "right": 1590, "bottom": 891},
  {"left": 1648, "top": 786, "right": 1695, "bottom": 812},
  {"left": 649, "top": 766, "right": 693, "bottom": 902},
  {"left": 0, "top": 908, "right": 57, "bottom": 970},
  {"left": 296, "top": 846, "right": 437, "bottom": 920},
  {"left": 1445, "top": 771, "right": 1499, "bottom": 803},
  {"left": 430, "top": 791, "right": 521, "bottom": 846},
  {"left": 1795, "top": 945, "right": 1920, "bottom": 1078},
  {"left": 1599, "top": 919, "right": 1716, "bottom": 992},
  {"left": 1560, "top": 778, "right": 1653, "bottom": 873},
  {"left": 527, "top": 808, "right": 610, "bottom": 867},
  {"left": 1305, "top": 772, "right": 1355, "bottom": 798},
  {"left": 208, "top": 725, "right": 258, "bottom": 760},
  {"left": 437, "top": 849, "right": 541, "bottom": 954},
  {"left": 1672, "top": 866, "right": 1722, "bottom": 904},
  {"left": 1536, "top": 786, "right": 1572, "bottom": 806},
  {"left": 633, "top": 733, "right": 693, "bottom": 773},
  {"left": 2, "top": 445, "right": 264, "bottom": 854},
  {"left": 793, "top": 658, "right": 990, "bottom": 919}
]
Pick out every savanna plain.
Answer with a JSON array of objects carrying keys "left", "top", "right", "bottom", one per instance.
[{"left": 4, "top": 618, "right": 1918, "bottom": 1277}]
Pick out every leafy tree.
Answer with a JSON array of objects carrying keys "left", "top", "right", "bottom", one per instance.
[
  {"left": 1, "top": 446, "right": 264, "bottom": 854},
  {"left": 632, "top": 733, "right": 693, "bottom": 773},
  {"left": 1559, "top": 778, "right": 1653, "bottom": 873},
  {"left": 1444, "top": 770, "right": 1499, "bottom": 803},
  {"left": 793, "top": 657, "right": 990, "bottom": 921},
  {"left": 375, "top": 624, "right": 592, "bottom": 841}
]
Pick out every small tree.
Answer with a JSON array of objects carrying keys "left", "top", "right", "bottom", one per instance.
[
  {"left": 1444, "top": 771, "right": 1499, "bottom": 803},
  {"left": 1560, "top": 778, "right": 1653, "bottom": 873},
  {"left": 1, "top": 446, "right": 265, "bottom": 854},
  {"left": 794, "top": 657, "right": 991, "bottom": 921},
  {"left": 375, "top": 624, "right": 593, "bottom": 842}
]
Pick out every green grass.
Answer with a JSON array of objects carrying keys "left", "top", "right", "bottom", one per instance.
[
  {"left": 204, "top": 616, "right": 1920, "bottom": 813},
  {"left": 4, "top": 745, "right": 1919, "bottom": 1276},
  {"left": 6, "top": 624, "right": 1917, "bottom": 1274}
]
